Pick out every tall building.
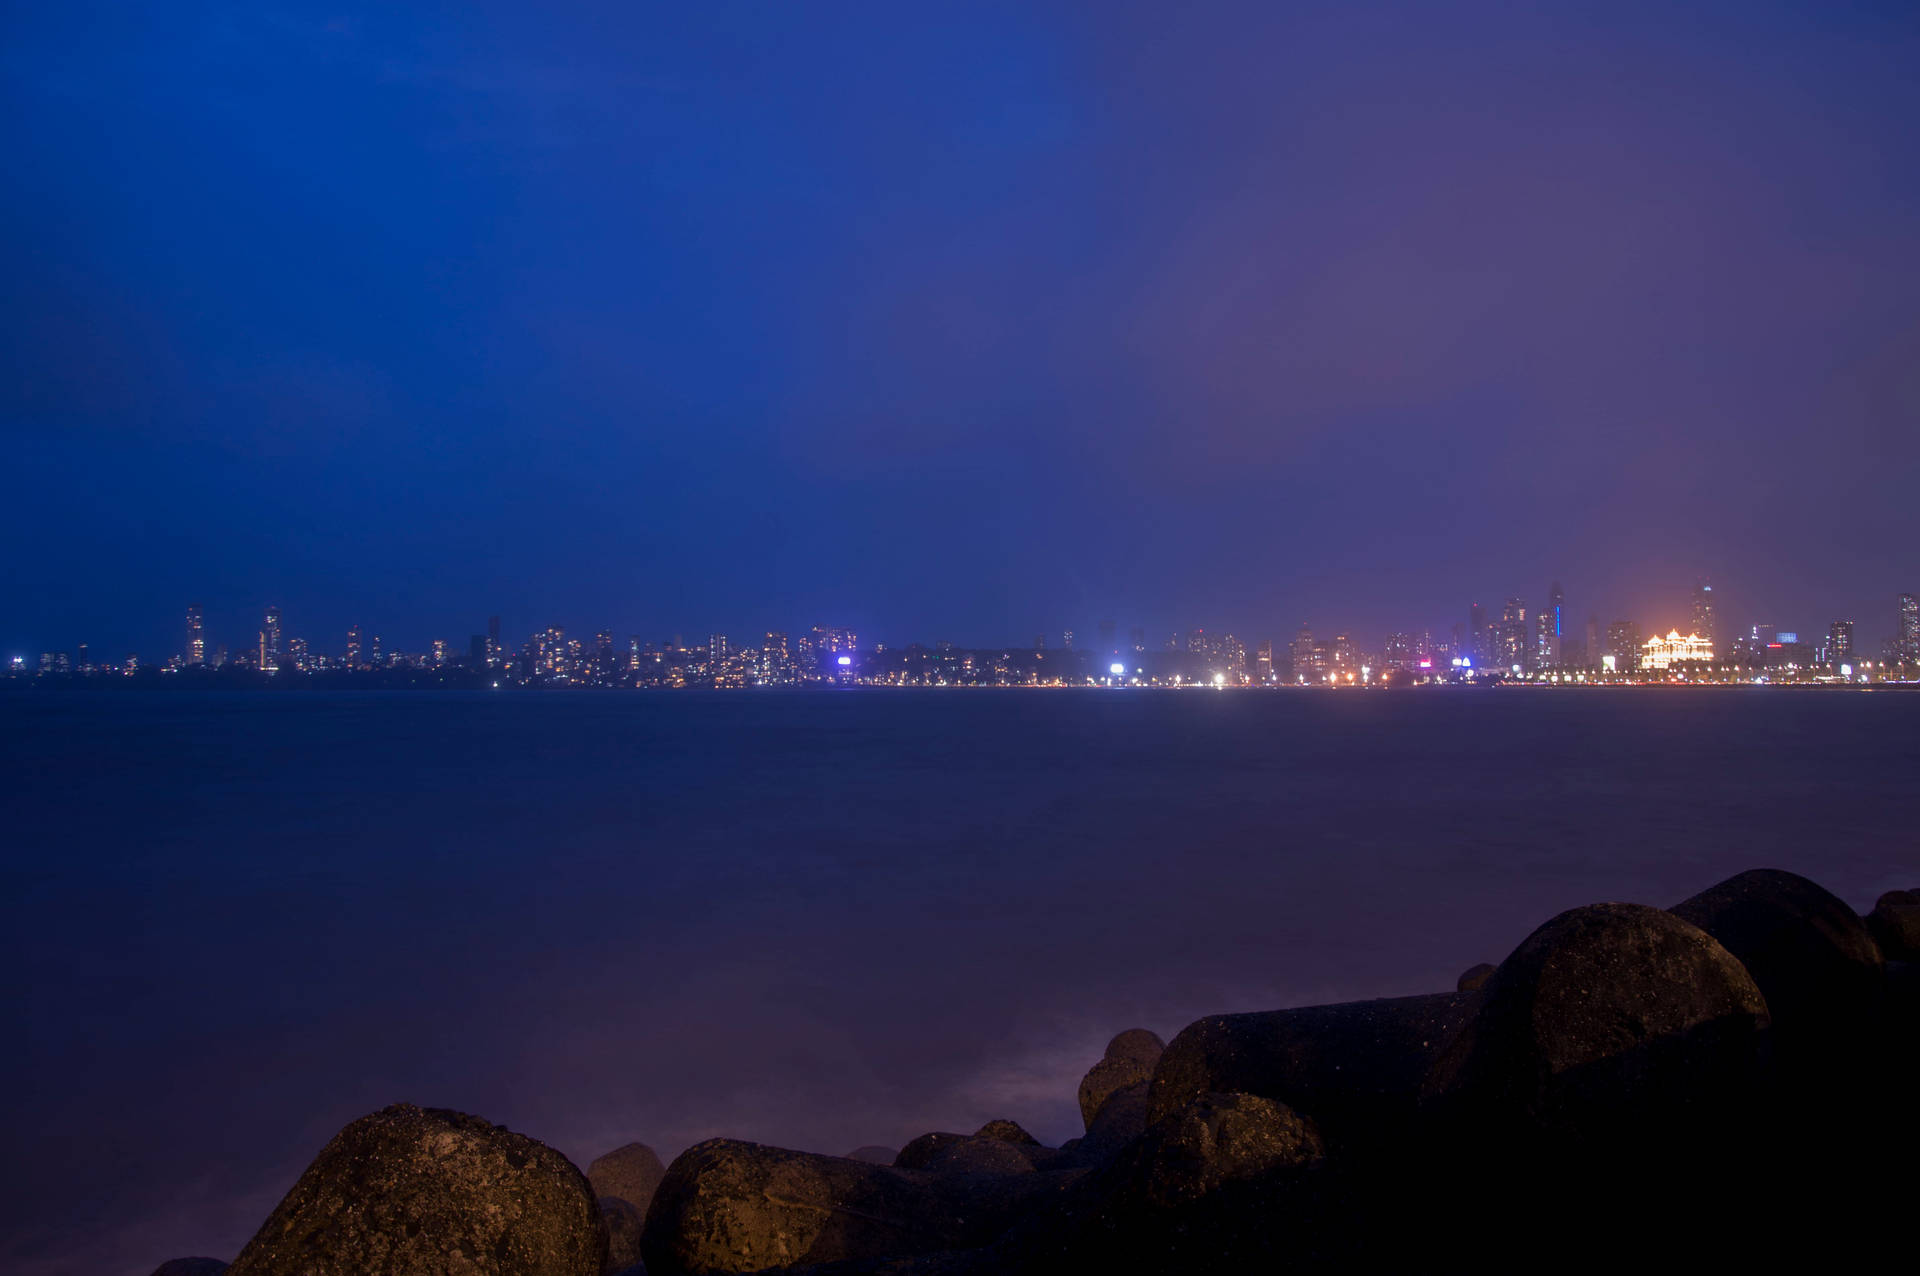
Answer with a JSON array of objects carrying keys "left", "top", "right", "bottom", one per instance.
[
  {"left": 1691, "top": 582, "right": 1717, "bottom": 651},
  {"left": 1383, "top": 633, "right": 1414, "bottom": 670},
  {"left": 1899, "top": 593, "right": 1919, "bottom": 663},
  {"left": 1497, "top": 599, "right": 1530, "bottom": 671},
  {"left": 1585, "top": 616, "right": 1600, "bottom": 669},
  {"left": 1186, "top": 628, "right": 1205, "bottom": 655},
  {"left": 1469, "top": 602, "right": 1487, "bottom": 665},
  {"left": 260, "top": 605, "right": 282, "bottom": 673},
  {"left": 1063, "top": 629, "right": 1075, "bottom": 650},
  {"left": 487, "top": 615, "right": 502, "bottom": 667},
  {"left": 185, "top": 605, "right": 205, "bottom": 665},
  {"left": 1537, "top": 582, "right": 1565, "bottom": 669},
  {"left": 1290, "top": 625, "right": 1315, "bottom": 683},
  {"left": 1827, "top": 620, "right": 1855, "bottom": 665},
  {"left": 346, "top": 624, "right": 363, "bottom": 669},
  {"left": 1129, "top": 627, "right": 1147, "bottom": 653},
  {"left": 1604, "top": 621, "right": 1642, "bottom": 669},
  {"left": 1254, "top": 639, "right": 1274, "bottom": 683}
]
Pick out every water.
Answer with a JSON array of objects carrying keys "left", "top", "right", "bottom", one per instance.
[{"left": 2, "top": 689, "right": 1915, "bottom": 1274}]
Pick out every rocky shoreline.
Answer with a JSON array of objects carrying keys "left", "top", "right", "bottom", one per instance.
[{"left": 154, "top": 872, "right": 1919, "bottom": 1275}]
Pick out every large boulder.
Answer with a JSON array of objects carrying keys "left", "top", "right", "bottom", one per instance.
[
  {"left": 226, "top": 1104, "right": 605, "bottom": 1276},
  {"left": 640, "top": 1139, "right": 1085, "bottom": 1276},
  {"left": 588, "top": 1143, "right": 669, "bottom": 1218},
  {"left": 1672, "top": 869, "right": 1883, "bottom": 1056},
  {"left": 1077, "top": 1030, "right": 1165, "bottom": 1129},
  {"left": 601, "top": 1197, "right": 646, "bottom": 1274},
  {"left": 1456, "top": 963, "right": 1496, "bottom": 992},
  {"left": 1148, "top": 992, "right": 1478, "bottom": 1154},
  {"left": 152, "top": 1263, "right": 228, "bottom": 1276},
  {"left": 1068, "top": 1082, "right": 1150, "bottom": 1167},
  {"left": 1868, "top": 889, "right": 1920, "bottom": 962},
  {"left": 1423, "top": 903, "right": 1770, "bottom": 1140},
  {"left": 1114, "top": 1092, "right": 1323, "bottom": 1210}
]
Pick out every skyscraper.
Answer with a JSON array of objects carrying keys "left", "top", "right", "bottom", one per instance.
[
  {"left": 1605, "top": 621, "right": 1642, "bottom": 669},
  {"left": 1537, "top": 582, "right": 1565, "bottom": 669},
  {"left": 1290, "top": 625, "right": 1315, "bottom": 682},
  {"left": 487, "top": 615, "right": 502, "bottom": 667},
  {"left": 185, "top": 605, "right": 205, "bottom": 666},
  {"left": 1899, "top": 593, "right": 1919, "bottom": 663},
  {"left": 1827, "top": 620, "right": 1854, "bottom": 664},
  {"left": 346, "top": 624, "right": 362, "bottom": 668},
  {"left": 1585, "top": 616, "right": 1600, "bottom": 670},
  {"left": 1469, "top": 602, "right": 1487, "bottom": 665},
  {"left": 260, "top": 605, "right": 282, "bottom": 673},
  {"left": 1691, "top": 582, "right": 1717, "bottom": 650},
  {"left": 1498, "top": 599, "right": 1529, "bottom": 671}
]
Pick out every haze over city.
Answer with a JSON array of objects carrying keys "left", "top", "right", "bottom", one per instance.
[{"left": 5, "top": 3, "right": 1918, "bottom": 656}]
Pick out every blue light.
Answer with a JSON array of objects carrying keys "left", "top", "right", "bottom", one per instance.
[{"left": 836, "top": 655, "right": 852, "bottom": 666}]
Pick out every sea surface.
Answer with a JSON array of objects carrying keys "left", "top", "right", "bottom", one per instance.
[{"left": 2, "top": 688, "right": 1915, "bottom": 1274}]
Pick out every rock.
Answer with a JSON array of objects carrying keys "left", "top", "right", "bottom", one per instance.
[
  {"left": 152, "top": 1262, "right": 228, "bottom": 1276},
  {"left": 610, "top": 1267, "right": 648, "bottom": 1276},
  {"left": 1423, "top": 903, "right": 1770, "bottom": 1140},
  {"left": 588, "top": 1142, "right": 669, "bottom": 1218},
  {"left": 1868, "top": 889, "right": 1920, "bottom": 962},
  {"left": 1116, "top": 1092, "right": 1324, "bottom": 1210},
  {"left": 226, "top": 1103, "right": 605, "bottom": 1276},
  {"left": 1069, "top": 1082, "right": 1150, "bottom": 1167},
  {"left": 971, "top": 1119, "right": 1038, "bottom": 1146},
  {"left": 602, "top": 1197, "right": 645, "bottom": 1274},
  {"left": 895, "top": 1132, "right": 1036, "bottom": 1176},
  {"left": 1147, "top": 992, "right": 1478, "bottom": 1154},
  {"left": 1456, "top": 963, "right": 1496, "bottom": 992},
  {"left": 1077, "top": 1029, "right": 1166, "bottom": 1129},
  {"left": 1672, "top": 869, "right": 1883, "bottom": 1051},
  {"left": 845, "top": 1146, "right": 900, "bottom": 1165},
  {"left": 640, "top": 1139, "right": 1085, "bottom": 1276}
]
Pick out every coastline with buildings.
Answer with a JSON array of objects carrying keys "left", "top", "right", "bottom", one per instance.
[{"left": 11, "top": 585, "right": 1920, "bottom": 691}]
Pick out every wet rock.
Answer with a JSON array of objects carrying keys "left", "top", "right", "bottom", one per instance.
[
  {"left": 1456, "top": 963, "right": 1496, "bottom": 992},
  {"left": 1672, "top": 869, "right": 1883, "bottom": 1052},
  {"left": 844, "top": 1146, "right": 900, "bottom": 1165},
  {"left": 1077, "top": 1029, "right": 1165, "bottom": 1129},
  {"left": 1116, "top": 1092, "right": 1324, "bottom": 1210},
  {"left": 1868, "top": 889, "right": 1920, "bottom": 962},
  {"left": 602, "top": 1197, "right": 645, "bottom": 1274},
  {"left": 588, "top": 1142, "right": 669, "bottom": 1218},
  {"left": 895, "top": 1132, "right": 1036, "bottom": 1176},
  {"left": 640, "top": 1139, "right": 1085, "bottom": 1276},
  {"left": 151, "top": 1262, "right": 228, "bottom": 1276},
  {"left": 1424, "top": 903, "right": 1770, "bottom": 1140},
  {"left": 1148, "top": 992, "right": 1478, "bottom": 1154},
  {"left": 226, "top": 1103, "right": 605, "bottom": 1276}
]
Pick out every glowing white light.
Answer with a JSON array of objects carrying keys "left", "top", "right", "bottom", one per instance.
[
  {"left": 836, "top": 655, "right": 852, "bottom": 666},
  {"left": 1213, "top": 673, "right": 1226, "bottom": 687},
  {"left": 1110, "top": 662, "right": 1125, "bottom": 676}
]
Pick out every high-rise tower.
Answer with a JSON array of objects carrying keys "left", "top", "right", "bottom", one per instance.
[
  {"left": 1691, "top": 582, "right": 1717, "bottom": 649},
  {"left": 185, "top": 605, "right": 205, "bottom": 666},
  {"left": 260, "top": 606, "right": 282, "bottom": 673}
]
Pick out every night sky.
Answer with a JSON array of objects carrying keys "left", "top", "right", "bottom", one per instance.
[{"left": 5, "top": 2, "right": 1917, "bottom": 659}]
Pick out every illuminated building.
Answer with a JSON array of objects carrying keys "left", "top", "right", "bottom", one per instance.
[
  {"left": 1331, "top": 634, "right": 1355, "bottom": 670},
  {"left": 346, "top": 625, "right": 362, "bottom": 668},
  {"left": 186, "top": 605, "right": 205, "bottom": 665},
  {"left": 1826, "top": 620, "right": 1854, "bottom": 665},
  {"left": 487, "top": 615, "right": 501, "bottom": 667},
  {"left": 1537, "top": 582, "right": 1564, "bottom": 669},
  {"left": 431, "top": 639, "right": 448, "bottom": 666},
  {"left": 1254, "top": 639, "right": 1274, "bottom": 683},
  {"left": 1383, "top": 633, "right": 1413, "bottom": 670},
  {"left": 1585, "top": 616, "right": 1600, "bottom": 669},
  {"left": 1064, "top": 629, "right": 1075, "bottom": 650},
  {"left": 286, "top": 637, "right": 308, "bottom": 671},
  {"left": 1497, "top": 599, "right": 1529, "bottom": 671},
  {"left": 1290, "top": 625, "right": 1315, "bottom": 682},
  {"left": 260, "top": 606, "right": 282, "bottom": 673},
  {"left": 1187, "top": 629, "right": 1205, "bottom": 655},
  {"left": 1900, "top": 593, "right": 1919, "bottom": 663},
  {"left": 1469, "top": 602, "right": 1487, "bottom": 665},
  {"left": 1130, "top": 627, "right": 1147, "bottom": 653},
  {"left": 1641, "top": 629, "right": 1713, "bottom": 670}
]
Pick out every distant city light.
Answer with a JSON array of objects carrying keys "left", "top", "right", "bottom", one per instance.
[
  {"left": 1109, "top": 662, "right": 1125, "bottom": 676},
  {"left": 836, "top": 655, "right": 852, "bottom": 666}
]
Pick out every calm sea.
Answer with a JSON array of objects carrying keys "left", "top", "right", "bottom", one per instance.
[{"left": 2, "top": 689, "right": 1915, "bottom": 1274}]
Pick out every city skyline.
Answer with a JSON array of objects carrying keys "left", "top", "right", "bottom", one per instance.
[{"left": 14, "top": 582, "right": 1919, "bottom": 678}]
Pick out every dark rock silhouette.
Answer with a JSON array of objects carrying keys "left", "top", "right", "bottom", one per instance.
[
  {"left": 1868, "top": 888, "right": 1920, "bottom": 961},
  {"left": 1423, "top": 903, "right": 1769, "bottom": 1140},
  {"left": 1455, "top": 962, "right": 1496, "bottom": 991},
  {"left": 894, "top": 1132, "right": 1036, "bottom": 1176},
  {"left": 1113, "top": 1092, "right": 1323, "bottom": 1209},
  {"left": 1672, "top": 868, "right": 1883, "bottom": 1065},
  {"left": 844, "top": 1146, "right": 900, "bottom": 1165},
  {"left": 601, "top": 1196, "right": 645, "bottom": 1274},
  {"left": 588, "top": 1142, "right": 669, "bottom": 1219},
  {"left": 640, "top": 1139, "right": 1086, "bottom": 1275},
  {"left": 1076, "top": 1030, "right": 1164, "bottom": 1129},
  {"left": 1148, "top": 991, "right": 1478, "bottom": 1154},
  {"left": 1068, "top": 1082, "right": 1149, "bottom": 1166},
  {"left": 225, "top": 1104, "right": 605, "bottom": 1276},
  {"left": 152, "top": 1262, "right": 228, "bottom": 1276},
  {"left": 970, "top": 1119, "right": 1037, "bottom": 1145}
]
